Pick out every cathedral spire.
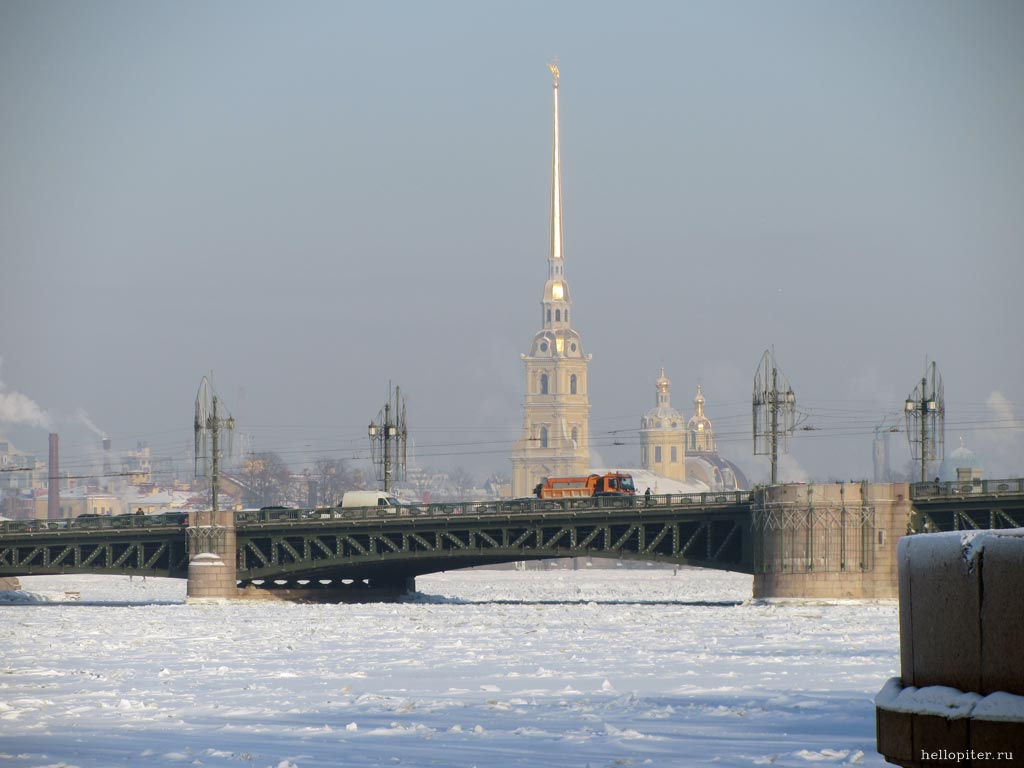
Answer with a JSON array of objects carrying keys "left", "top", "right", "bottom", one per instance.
[
  {"left": 548, "top": 61, "right": 563, "bottom": 271},
  {"left": 541, "top": 62, "right": 571, "bottom": 332},
  {"left": 511, "top": 63, "right": 591, "bottom": 498}
]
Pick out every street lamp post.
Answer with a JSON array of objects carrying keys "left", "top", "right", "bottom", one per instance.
[
  {"left": 905, "top": 385, "right": 938, "bottom": 483},
  {"left": 368, "top": 411, "right": 400, "bottom": 494},
  {"left": 904, "top": 360, "right": 944, "bottom": 484}
]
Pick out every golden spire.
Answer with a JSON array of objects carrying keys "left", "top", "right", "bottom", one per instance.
[
  {"left": 549, "top": 61, "right": 563, "bottom": 266},
  {"left": 657, "top": 367, "right": 670, "bottom": 394}
]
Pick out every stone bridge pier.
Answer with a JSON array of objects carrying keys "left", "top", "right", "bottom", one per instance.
[
  {"left": 186, "top": 510, "right": 238, "bottom": 601},
  {"left": 752, "top": 482, "right": 912, "bottom": 599}
]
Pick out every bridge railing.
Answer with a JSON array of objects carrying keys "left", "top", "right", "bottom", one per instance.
[
  {"left": 910, "top": 478, "right": 1024, "bottom": 501},
  {"left": 0, "top": 491, "right": 754, "bottom": 534},
  {"left": 0, "top": 511, "right": 190, "bottom": 534},
  {"left": 233, "top": 490, "right": 751, "bottom": 526}
]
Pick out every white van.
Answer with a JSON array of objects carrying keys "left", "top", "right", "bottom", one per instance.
[{"left": 340, "top": 491, "right": 401, "bottom": 509}]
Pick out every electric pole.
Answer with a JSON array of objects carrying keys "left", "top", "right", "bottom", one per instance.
[
  {"left": 195, "top": 375, "right": 236, "bottom": 512},
  {"left": 754, "top": 349, "right": 796, "bottom": 485},
  {"left": 905, "top": 360, "right": 944, "bottom": 483},
  {"left": 369, "top": 384, "right": 408, "bottom": 495}
]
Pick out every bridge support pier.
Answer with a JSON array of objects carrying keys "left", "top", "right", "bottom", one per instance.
[
  {"left": 369, "top": 575, "right": 416, "bottom": 595},
  {"left": 752, "top": 482, "right": 911, "bottom": 599},
  {"left": 186, "top": 510, "right": 238, "bottom": 601}
]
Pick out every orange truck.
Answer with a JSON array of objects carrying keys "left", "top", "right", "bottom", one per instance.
[{"left": 533, "top": 472, "right": 636, "bottom": 499}]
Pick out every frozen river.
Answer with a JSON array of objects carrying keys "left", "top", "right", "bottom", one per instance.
[{"left": 1, "top": 568, "right": 897, "bottom": 767}]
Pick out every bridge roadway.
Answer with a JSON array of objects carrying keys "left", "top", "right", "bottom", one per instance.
[{"left": 1, "top": 480, "right": 1021, "bottom": 594}]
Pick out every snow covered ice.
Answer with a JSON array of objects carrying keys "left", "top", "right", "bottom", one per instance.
[{"left": 0, "top": 568, "right": 898, "bottom": 767}]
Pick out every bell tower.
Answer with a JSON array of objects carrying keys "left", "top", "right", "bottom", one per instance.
[
  {"left": 640, "top": 369, "right": 687, "bottom": 482},
  {"left": 687, "top": 384, "right": 716, "bottom": 453},
  {"left": 511, "top": 64, "right": 591, "bottom": 497}
]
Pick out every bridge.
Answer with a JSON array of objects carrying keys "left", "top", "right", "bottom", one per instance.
[
  {"left": 0, "top": 492, "right": 750, "bottom": 591},
  {"left": 0, "top": 480, "right": 1021, "bottom": 599},
  {"left": 908, "top": 477, "right": 1024, "bottom": 532}
]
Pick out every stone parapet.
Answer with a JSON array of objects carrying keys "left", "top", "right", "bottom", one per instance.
[{"left": 876, "top": 528, "right": 1024, "bottom": 766}]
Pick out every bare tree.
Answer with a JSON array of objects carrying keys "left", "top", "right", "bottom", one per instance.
[
  {"left": 312, "top": 457, "right": 353, "bottom": 506},
  {"left": 242, "top": 452, "right": 291, "bottom": 508},
  {"left": 448, "top": 466, "right": 474, "bottom": 499}
]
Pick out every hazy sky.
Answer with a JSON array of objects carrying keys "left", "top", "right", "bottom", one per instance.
[{"left": 1, "top": 0, "right": 1022, "bottom": 486}]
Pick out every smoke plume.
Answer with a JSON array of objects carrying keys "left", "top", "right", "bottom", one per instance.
[
  {"left": 978, "top": 390, "right": 1024, "bottom": 477},
  {"left": 76, "top": 408, "right": 107, "bottom": 439},
  {"left": 0, "top": 356, "right": 51, "bottom": 429}
]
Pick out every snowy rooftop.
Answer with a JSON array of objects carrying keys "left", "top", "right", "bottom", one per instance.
[{"left": 590, "top": 467, "right": 711, "bottom": 495}]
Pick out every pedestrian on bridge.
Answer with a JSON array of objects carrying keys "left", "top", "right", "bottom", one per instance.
[{"left": 644, "top": 487, "right": 652, "bottom": 506}]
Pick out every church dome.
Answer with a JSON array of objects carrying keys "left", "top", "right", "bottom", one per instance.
[
  {"left": 529, "top": 328, "right": 585, "bottom": 358},
  {"left": 642, "top": 368, "right": 685, "bottom": 431},
  {"left": 938, "top": 439, "right": 983, "bottom": 482}
]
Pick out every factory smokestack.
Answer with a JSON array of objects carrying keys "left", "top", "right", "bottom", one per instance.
[
  {"left": 48, "top": 432, "right": 60, "bottom": 519},
  {"left": 102, "top": 436, "right": 112, "bottom": 487}
]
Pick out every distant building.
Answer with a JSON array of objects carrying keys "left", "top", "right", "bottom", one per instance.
[
  {"left": 639, "top": 370, "right": 747, "bottom": 492},
  {"left": 32, "top": 487, "right": 123, "bottom": 520},
  {"left": 0, "top": 442, "right": 40, "bottom": 494},
  {"left": 640, "top": 369, "right": 687, "bottom": 482},
  {"left": 511, "top": 67, "right": 590, "bottom": 497},
  {"left": 119, "top": 442, "right": 152, "bottom": 485}
]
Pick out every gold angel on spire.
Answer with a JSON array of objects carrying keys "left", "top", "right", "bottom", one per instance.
[{"left": 548, "top": 61, "right": 559, "bottom": 80}]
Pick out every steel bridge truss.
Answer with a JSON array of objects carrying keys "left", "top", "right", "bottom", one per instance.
[
  {"left": 909, "top": 478, "right": 1024, "bottom": 533},
  {"left": 235, "top": 507, "right": 754, "bottom": 587},
  {"left": 0, "top": 531, "right": 189, "bottom": 578},
  {"left": 910, "top": 504, "right": 1022, "bottom": 534}
]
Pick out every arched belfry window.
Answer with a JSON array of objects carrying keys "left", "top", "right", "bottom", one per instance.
[
  {"left": 555, "top": 309, "right": 561, "bottom": 322},
  {"left": 571, "top": 427, "right": 579, "bottom": 446},
  {"left": 540, "top": 373, "right": 549, "bottom": 395},
  {"left": 546, "top": 309, "right": 551, "bottom": 322},
  {"left": 570, "top": 374, "right": 578, "bottom": 395},
  {"left": 540, "top": 426, "right": 549, "bottom": 448}
]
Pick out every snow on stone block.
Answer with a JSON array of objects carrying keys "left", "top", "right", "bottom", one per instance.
[
  {"left": 188, "top": 552, "right": 226, "bottom": 567},
  {"left": 900, "top": 527, "right": 1024, "bottom": 573},
  {"left": 875, "top": 679, "right": 981, "bottom": 719},
  {"left": 878, "top": 680, "right": 1024, "bottom": 724},
  {"left": 973, "top": 691, "right": 1024, "bottom": 723}
]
